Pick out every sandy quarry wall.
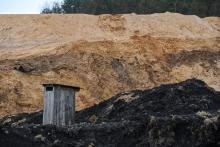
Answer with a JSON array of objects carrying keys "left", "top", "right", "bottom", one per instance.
[{"left": 0, "top": 13, "right": 219, "bottom": 115}]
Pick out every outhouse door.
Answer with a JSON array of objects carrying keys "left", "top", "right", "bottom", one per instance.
[{"left": 43, "top": 86, "right": 54, "bottom": 125}]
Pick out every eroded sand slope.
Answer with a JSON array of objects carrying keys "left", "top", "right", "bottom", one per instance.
[{"left": 0, "top": 13, "right": 219, "bottom": 115}]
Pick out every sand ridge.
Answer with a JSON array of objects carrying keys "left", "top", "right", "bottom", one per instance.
[{"left": 0, "top": 13, "right": 219, "bottom": 115}]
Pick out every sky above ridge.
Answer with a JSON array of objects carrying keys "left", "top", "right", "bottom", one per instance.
[{"left": 0, "top": 0, "right": 62, "bottom": 14}]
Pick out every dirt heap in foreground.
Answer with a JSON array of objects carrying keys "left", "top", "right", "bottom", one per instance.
[{"left": 0, "top": 79, "right": 220, "bottom": 147}]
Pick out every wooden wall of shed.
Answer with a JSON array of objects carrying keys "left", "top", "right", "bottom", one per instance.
[{"left": 53, "top": 86, "right": 74, "bottom": 126}]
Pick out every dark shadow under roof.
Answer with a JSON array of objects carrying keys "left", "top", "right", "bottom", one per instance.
[{"left": 43, "top": 84, "right": 80, "bottom": 91}]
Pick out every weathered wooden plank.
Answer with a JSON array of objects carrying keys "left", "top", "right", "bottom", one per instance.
[{"left": 43, "top": 86, "right": 54, "bottom": 125}]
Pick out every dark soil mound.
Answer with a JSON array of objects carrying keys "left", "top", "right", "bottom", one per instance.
[{"left": 0, "top": 79, "right": 220, "bottom": 147}]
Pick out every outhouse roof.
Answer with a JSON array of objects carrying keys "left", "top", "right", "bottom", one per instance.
[{"left": 43, "top": 84, "right": 80, "bottom": 91}]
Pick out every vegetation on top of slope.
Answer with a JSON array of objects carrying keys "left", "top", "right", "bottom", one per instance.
[{"left": 41, "top": 0, "right": 220, "bottom": 17}]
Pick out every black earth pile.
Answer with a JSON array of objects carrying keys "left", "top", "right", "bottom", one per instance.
[{"left": 0, "top": 79, "right": 220, "bottom": 147}]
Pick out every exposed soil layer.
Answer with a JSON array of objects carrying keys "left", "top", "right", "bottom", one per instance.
[
  {"left": 0, "top": 79, "right": 220, "bottom": 147},
  {"left": 0, "top": 13, "right": 220, "bottom": 116}
]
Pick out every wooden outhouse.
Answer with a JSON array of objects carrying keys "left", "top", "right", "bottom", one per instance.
[{"left": 42, "top": 84, "right": 80, "bottom": 126}]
